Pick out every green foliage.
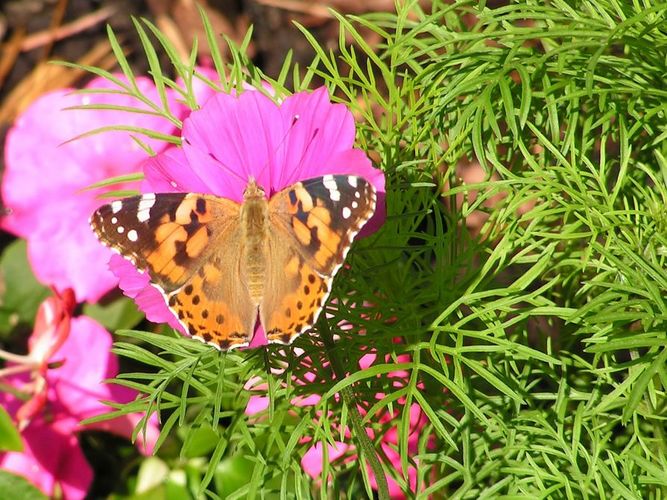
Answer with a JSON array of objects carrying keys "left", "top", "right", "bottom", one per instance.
[
  {"left": 0, "top": 240, "right": 50, "bottom": 337},
  {"left": 83, "top": 297, "right": 144, "bottom": 332},
  {"left": 81, "top": 0, "right": 667, "bottom": 498},
  {"left": 0, "top": 406, "right": 22, "bottom": 452},
  {"left": 0, "top": 470, "right": 46, "bottom": 499}
]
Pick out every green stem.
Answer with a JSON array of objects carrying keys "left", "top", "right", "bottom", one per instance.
[{"left": 318, "top": 317, "right": 390, "bottom": 500}]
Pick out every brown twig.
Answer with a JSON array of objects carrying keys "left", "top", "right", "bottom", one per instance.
[
  {"left": 19, "top": 5, "right": 117, "bottom": 53},
  {"left": 40, "top": 0, "right": 69, "bottom": 60},
  {"left": 254, "top": 0, "right": 332, "bottom": 18},
  {"left": 0, "top": 39, "right": 118, "bottom": 124},
  {"left": 0, "top": 27, "right": 26, "bottom": 89}
]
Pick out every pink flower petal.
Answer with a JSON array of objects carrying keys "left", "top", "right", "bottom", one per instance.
[
  {"left": 190, "top": 66, "right": 223, "bottom": 107},
  {"left": 276, "top": 87, "right": 354, "bottom": 188},
  {"left": 45, "top": 316, "right": 160, "bottom": 454},
  {"left": 28, "top": 289, "right": 75, "bottom": 368},
  {"left": 359, "top": 352, "right": 378, "bottom": 369},
  {"left": 109, "top": 255, "right": 182, "bottom": 331},
  {"left": 301, "top": 441, "right": 350, "bottom": 478},
  {"left": 142, "top": 147, "right": 210, "bottom": 194},
  {"left": 1, "top": 76, "right": 181, "bottom": 302},
  {"left": 292, "top": 394, "right": 321, "bottom": 407},
  {"left": 0, "top": 422, "right": 93, "bottom": 500},
  {"left": 26, "top": 198, "right": 119, "bottom": 302},
  {"left": 181, "top": 90, "right": 283, "bottom": 199},
  {"left": 181, "top": 140, "right": 248, "bottom": 201},
  {"left": 48, "top": 316, "right": 115, "bottom": 415},
  {"left": 245, "top": 395, "right": 270, "bottom": 416},
  {"left": 369, "top": 442, "right": 418, "bottom": 500}
]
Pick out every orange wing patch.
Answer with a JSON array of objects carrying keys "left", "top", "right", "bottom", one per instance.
[
  {"left": 268, "top": 175, "right": 377, "bottom": 276},
  {"left": 264, "top": 260, "right": 329, "bottom": 344},
  {"left": 260, "top": 234, "right": 331, "bottom": 345},
  {"left": 167, "top": 267, "right": 256, "bottom": 350}
]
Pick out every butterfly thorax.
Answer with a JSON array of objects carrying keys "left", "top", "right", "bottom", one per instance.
[{"left": 241, "top": 178, "right": 269, "bottom": 304}]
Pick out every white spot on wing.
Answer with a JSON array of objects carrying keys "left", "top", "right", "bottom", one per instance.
[
  {"left": 348, "top": 176, "right": 358, "bottom": 188},
  {"left": 111, "top": 217, "right": 117, "bottom": 224},
  {"left": 117, "top": 226, "right": 125, "bottom": 234},
  {"left": 127, "top": 229, "right": 138, "bottom": 242},
  {"left": 111, "top": 200, "right": 123, "bottom": 214},
  {"left": 137, "top": 194, "right": 156, "bottom": 223},
  {"left": 342, "top": 206, "right": 352, "bottom": 219},
  {"left": 322, "top": 175, "right": 341, "bottom": 202},
  {"left": 322, "top": 175, "right": 336, "bottom": 190}
]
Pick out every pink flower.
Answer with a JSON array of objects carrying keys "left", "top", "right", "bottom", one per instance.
[
  {"left": 245, "top": 349, "right": 429, "bottom": 498},
  {"left": 1, "top": 76, "right": 184, "bottom": 303},
  {"left": 0, "top": 292, "right": 159, "bottom": 499},
  {"left": 27, "top": 288, "right": 75, "bottom": 375},
  {"left": 300, "top": 354, "right": 428, "bottom": 498},
  {"left": 299, "top": 403, "right": 426, "bottom": 499},
  {"left": 110, "top": 86, "right": 385, "bottom": 343}
]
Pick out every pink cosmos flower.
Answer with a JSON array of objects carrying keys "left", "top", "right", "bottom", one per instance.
[
  {"left": 0, "top": 291, "right": 159, "bottom": 499},
  {"left": 1, "top": 76, "right": 184, "bottom": 303},
  {"left": 110, "top": 86, "right": 385, "bottom": 344}
]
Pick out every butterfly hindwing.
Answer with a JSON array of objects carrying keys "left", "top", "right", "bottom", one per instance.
[
  {"left": 165, "top": 228, "right": 257, "bottom": 349},
  {"left": 260, "top": 233, "right": 331, "bottom": 344}
]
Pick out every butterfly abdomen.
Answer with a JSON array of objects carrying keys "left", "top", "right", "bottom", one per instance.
[{"left": 241, "top": 192, "right": 269, "bottom": 304}]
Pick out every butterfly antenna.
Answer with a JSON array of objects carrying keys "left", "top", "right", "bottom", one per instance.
[
  {"left": 255, "top": 114, "right": 302, "bottom": 192},
  {"left": 182, "top": 136, "right": 247, "bottom": 185},
  {"left": 290, "top": 126, "right": 320, "bottom": 184}
]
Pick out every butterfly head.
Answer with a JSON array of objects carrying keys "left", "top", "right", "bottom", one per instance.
[{"left": 243, "top": 177, "right": 266, "bottom": 200}]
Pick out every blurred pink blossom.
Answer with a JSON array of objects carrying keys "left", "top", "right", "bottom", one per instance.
[
  {"left": 0, "top": 291, "right": 159, "bottom": 499},
  {"left": 110, "top": 86, "right": 385, "bottom": 344},
  {"left": 1, "top": 76, "right": 184, "bottom": 303}
]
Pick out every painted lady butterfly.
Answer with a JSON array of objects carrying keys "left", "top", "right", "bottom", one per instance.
[{"left": 90, "top": 175, "right": 376, "bottom": 350}]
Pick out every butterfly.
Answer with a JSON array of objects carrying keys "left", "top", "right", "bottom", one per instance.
[{"left": 90, "top": 175, "right": 377, "bottom": 350}]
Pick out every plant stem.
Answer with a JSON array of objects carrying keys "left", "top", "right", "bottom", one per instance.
[
  {"left": 0, "top": 348, "right": 32, "bottom": 364},
  {"left": 317, "top": 317, "right": 390, "bottom": 500}
]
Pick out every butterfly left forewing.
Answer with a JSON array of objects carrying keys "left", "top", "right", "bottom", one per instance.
[
  {"left": 91, "top": 193, "right": 257, "bottom": 350},
  {"left": 91, "top": 193, "right": 239, "bottom": 292}
]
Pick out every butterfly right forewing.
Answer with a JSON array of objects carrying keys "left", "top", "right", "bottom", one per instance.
[{"left": 268, "top": 175, "right": 377, "bottom": 277}]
